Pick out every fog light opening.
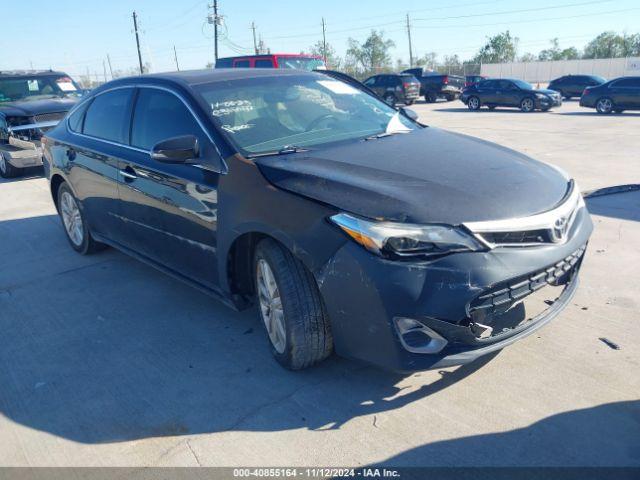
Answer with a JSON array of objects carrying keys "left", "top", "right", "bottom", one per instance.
[{"left": 394, "top": 317, "right": 448, "bottom": 354}]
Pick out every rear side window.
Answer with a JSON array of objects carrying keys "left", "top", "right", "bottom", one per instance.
[
  {"left": 131, "top": 88, "right": 204, "bottom": 150},
  {"left": 613, "top": 78, "right": 640, "bottom": 87},
  {"left": 82, "top": 88, "right": 133, "bottom": 143},
  {"left": 255, "top": 59, "right": 274, "bottom": 68},
  {"left": 234, "top": 60, "right": 251, "bottom": 68}
]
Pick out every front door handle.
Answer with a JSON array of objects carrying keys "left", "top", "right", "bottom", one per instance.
[{"left": 120, "top": 166, "right": 137, "bottom": 181}]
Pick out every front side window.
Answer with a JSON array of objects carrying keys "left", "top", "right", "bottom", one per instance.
[
  {"left": 195, "top": 74, "right": 417, "bottom": 155},
  {"left": 131, "top": 88, "right": 203, "bottom": 150},
  {"left": 234, "top": 60, "right": 251, "bottom": 68},
  {"left": 0, "top": 75, "right": 82, "bottom": 103},
  {"left": 82, "top": 88, "right": 133, "bottom": 143}
]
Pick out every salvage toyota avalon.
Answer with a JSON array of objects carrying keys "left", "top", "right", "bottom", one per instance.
[{"left": 43, "top": 69, "right": 593, "bottom": 371}]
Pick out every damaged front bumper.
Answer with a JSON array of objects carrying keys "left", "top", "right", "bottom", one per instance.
[
  {"left": 0, "top": 136, "right": 44, "bottom": 168},
  {"left": 317, "top": 207, "right": 593, "bottom": 372}
]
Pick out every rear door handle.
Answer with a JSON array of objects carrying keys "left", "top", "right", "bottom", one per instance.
[{"left": 120, "top": 166, "right": 137, "bottom": 181}]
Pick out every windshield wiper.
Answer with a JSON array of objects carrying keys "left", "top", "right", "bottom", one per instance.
[
  {"left": 247, "top": 145, "right": 311, "bottom": 158},
  {"left": 364, "top": 131, "right": 410, "bottom": 141}
]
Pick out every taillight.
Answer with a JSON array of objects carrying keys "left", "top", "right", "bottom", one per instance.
[
  {"left": 443, "top": 75, "right": 449, "bottom": 84},
  {"left": 583, "top": 87, "right": 591, "bottom": 95}
]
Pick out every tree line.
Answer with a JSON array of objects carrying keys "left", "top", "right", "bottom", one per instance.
[{"left": 301, "top": 30, "right": 640, "bottom": 79}]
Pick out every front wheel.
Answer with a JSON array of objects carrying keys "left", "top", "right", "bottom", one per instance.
[
  {"left": 254, "top": 239, "right": 333, "bottom": 370},
  {"left": 520, "top": 97, "right": 535, "bottom": 112},
  {"left": 596, "top": 97, "right": 614, "bottom": 114},
  {"left": 57, "top": 183, "right": 105, "bottom": 254},
  {"left": 467, "top": 96, "right": 481, "bottom": 111},
  {"left": 0, "top": 152, "right": 21, "bottom": 178}
]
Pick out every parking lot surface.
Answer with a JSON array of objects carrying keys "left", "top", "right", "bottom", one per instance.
[{"left": 0, "top": 100, "right": 639, "bottom": 467}]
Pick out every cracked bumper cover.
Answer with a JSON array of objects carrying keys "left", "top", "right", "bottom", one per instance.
[
  {"left": 317, "top": 207, "right": 593, "bottom": 372},
  {"left": 1, "top": 138, "right": 43, "bottom": 168}
]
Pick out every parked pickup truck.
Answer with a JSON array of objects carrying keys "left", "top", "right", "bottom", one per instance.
[
  {"left": 402, "top": 68, "right": 465, "bottom": 102},
  {"left": 0, "top": 70, "right": 83, "bottom": 178}
]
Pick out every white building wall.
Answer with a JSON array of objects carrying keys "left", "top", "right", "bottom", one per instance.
[{"left": 481, "top": 57, "right": 640, "bottom": 83}]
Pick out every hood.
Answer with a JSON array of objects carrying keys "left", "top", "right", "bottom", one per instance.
[
  {"left": 536, "top": 88, "right": 559, "bottom": 96},
  {"left": 0, "top": 97, "right": 78, "bottom": 117},
  {"left": 255, "top": 127, "right": 570, "bottom": 225}
]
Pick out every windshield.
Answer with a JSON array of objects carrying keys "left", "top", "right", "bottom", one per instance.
[
  {"left": 196, "top": 74, "right": 417, "bottom": 155},
  {"left": 0, "top": 75, "right": 81, "bottom": 103},
  {"left": 513, "top": 79, "right": 533, "bottom": 90},
  {"left": 277, "top": 57, "right": 326, "bottom": 71}
]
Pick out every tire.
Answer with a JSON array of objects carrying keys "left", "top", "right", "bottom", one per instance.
[
  {"left": 445, "top": 94, "right": 454, "bottom": 102},
  {"left": 520, "top": 97, "right": 535, "bottom": 112},
  {"left": 0, "top": 152, "right": 21, "bottom": 178},
  {"left": 596, "top": 97, "right": 614, "bottom": 114},
  {"left": 254, "top": 238, "right": 333, "bottom": 370},
  {"left": 383, "top": 93, "right": 396, "bottom": 106},
  {"left": 57, "top": 182, "right": 105, "bottom": 255},
  {"left": 426, "top": 92, "right": 438, "bottom": 103},
  {"left": 405, "top": 100, "right": 414, "bottom": 106},
  {"left": 467, "top": 96, "right": 481, "bottom": 111}
]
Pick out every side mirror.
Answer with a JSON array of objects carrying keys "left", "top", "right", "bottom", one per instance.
[
  {"left": 151, "top": 135, "right": 199, "bottom": 163},
  {"left": 400, "top": 107, "right": 419, "bottom": 122}
]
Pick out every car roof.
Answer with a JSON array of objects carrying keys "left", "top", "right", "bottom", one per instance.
[{"left": 94, "top": 68, "right": 322, "bottom": 92}]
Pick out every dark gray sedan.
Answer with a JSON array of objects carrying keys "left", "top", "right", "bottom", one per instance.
[{"left": 43, "top": 69, "right": 592, "bottom": 372}]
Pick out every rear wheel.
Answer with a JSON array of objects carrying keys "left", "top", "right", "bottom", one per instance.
[
  {"left": 57, "top": 183, "right": 105, "bottom": 255},
  {"left": 596, "top": 97, "right": 614, "bottom": 114},
  {"left": 520, "top": 97, "right": 535, "bottom": 112},
  {"left": 467, "top": 96, "right": 481, "bottom": 111},
  {"left": 383, "top": 93, "right": 396, "bottom": 106},
  {"left": 0, "top": 152, "right": 21, "bottom": 178},
  {"left": 254, "top": 239, "right": 333, "bottom": 370}
]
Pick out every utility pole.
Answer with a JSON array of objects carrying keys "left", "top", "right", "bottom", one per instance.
[
  {"left": 406, "top": 13, "right": 414, "bottom": 68},
  {"left": 207, "top": 2, "right": 221, "bottom": 62},
  {"left": 174, "top": 45, "right": 180, "bottom": 71},
  {"left": 321, "top": 18, "right": 327, "bottom": 65},
  {"left": 102, "top": 60, "right": 107, "bottom": 82},
  {"left": 132, "top": 11, "right": 144, "bottom": 75},
  {"left": 251, "top": 22, "right": 258, "bottom": 54},
  {"left": 106, "top": 54, "right": 114, "bottom": 79}
]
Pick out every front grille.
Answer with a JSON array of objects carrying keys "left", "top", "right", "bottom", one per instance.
[
  {"left": 34, "top": 112, "right": 66, "bottom": 123},
  {"left": 469, "top": 244, "right": 587, "bottom": 315}
]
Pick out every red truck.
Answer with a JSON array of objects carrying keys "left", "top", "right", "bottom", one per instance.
[{"left": 215, "top": 54, "right": 326, "bottom": 71}]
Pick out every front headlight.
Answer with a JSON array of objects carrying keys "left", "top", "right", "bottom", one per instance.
[{"left": 330, "top": 213, "right": 484, "bottom": 258}]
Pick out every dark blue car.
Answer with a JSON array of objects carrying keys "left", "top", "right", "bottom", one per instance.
[
  {"left": 43, "top": 69, "right": 592, "bottom": 372},
  {"left": 461, "top": 78, "right": 562, "bottom": 112}
]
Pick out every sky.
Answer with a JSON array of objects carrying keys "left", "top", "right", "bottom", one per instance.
[{"left": 1, "top": 0, "right": 639, "bottom": 79}]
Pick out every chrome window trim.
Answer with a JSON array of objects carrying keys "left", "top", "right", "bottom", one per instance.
[
  {"left": 463, "top": 184, "right": 584, "bottom": 248},
  {"left": 65, "top": 83, "right": 227, "bottom": 174}
]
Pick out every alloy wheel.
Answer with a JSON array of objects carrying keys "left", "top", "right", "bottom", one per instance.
[
  {"left": 468, "top": 97, "right": 480, "bottom": 110},
  {"left": 256, "top": 258, "right": 286, "bottom": 354},
  {"left": 60, "top": 191, "right": 84, "bottom": 247},
  {"left": 597, "top": 98, "right": 613, "bottom": 114},
  {"left": 521, "top": 98, "right": 534, "bottom": 112}
]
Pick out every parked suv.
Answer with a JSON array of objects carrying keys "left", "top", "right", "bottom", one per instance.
[
  {"left": 215, "top": 54, "right": 325, "bottom": 71},
  {"left": 462, "top": 78, "right": 562, "bottom": 112},
  {"left": 363, "top": 73, "right": 420, "bottom": 105},
  {"left": 43, "top": 69, "right": 592, "bottom": 372},
  {"left": 548, "top": 74, "right": 606, "bottom": 99},
  {"left": 0, "top": 70, "right": 82, "bottom": 178},
  {"left": 402, "top": 68, "right": 465, "bottom": 102},
  {"left": 579, "top": 76, "right": 640, "bottom": 114}
]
